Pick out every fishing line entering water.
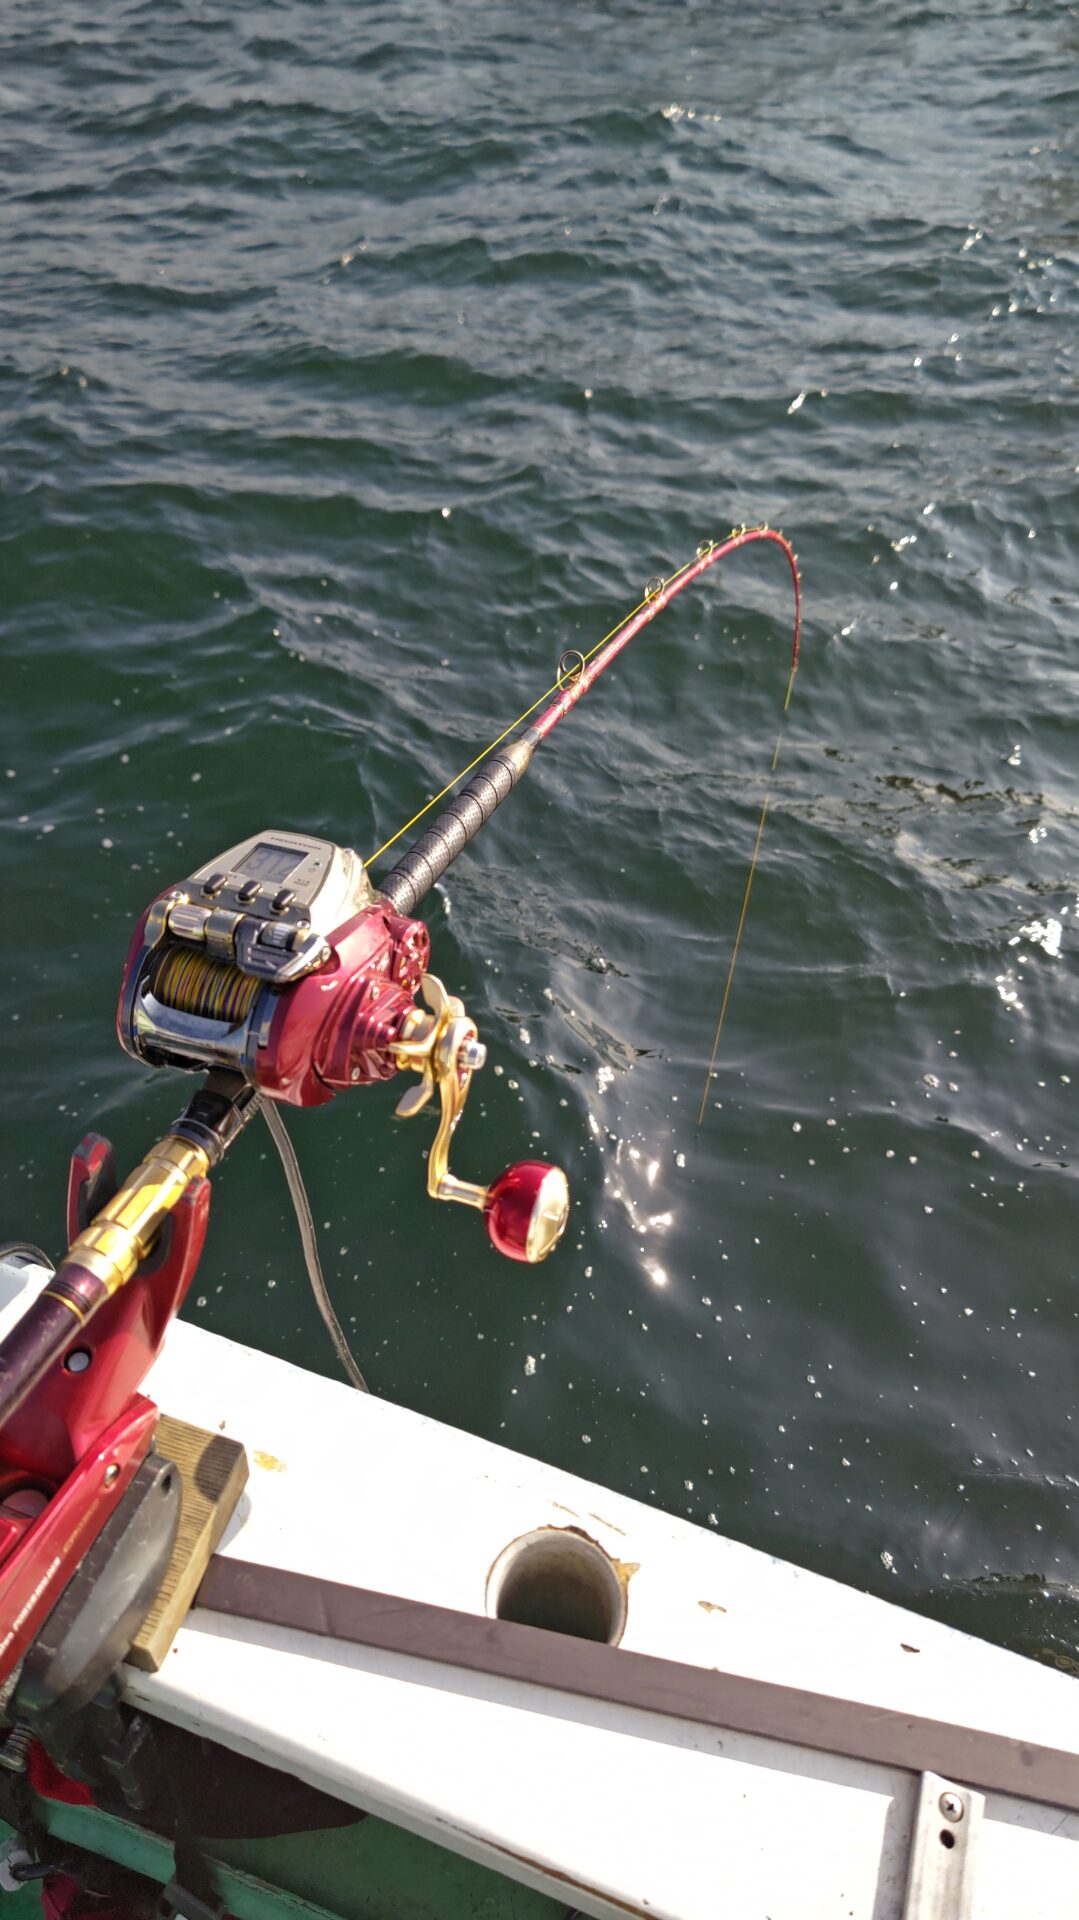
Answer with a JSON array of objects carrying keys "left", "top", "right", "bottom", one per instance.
[{"left": 696, "top": 671, "right": 797, "bottom": 1128}]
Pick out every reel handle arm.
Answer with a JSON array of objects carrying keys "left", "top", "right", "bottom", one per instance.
[{"left": 393, "top": 975, "right": 570, "bottom": 1264}]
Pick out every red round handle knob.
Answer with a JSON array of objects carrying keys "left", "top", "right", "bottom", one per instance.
[{"left": 484, "top": 1161, "right": 570, "bottom": 1263}]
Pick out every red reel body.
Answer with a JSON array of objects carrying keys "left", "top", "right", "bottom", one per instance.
[{"left": 257, "top": 903, "right": 428, "bottom": 1104}]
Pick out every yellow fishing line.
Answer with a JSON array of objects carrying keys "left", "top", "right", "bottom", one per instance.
[{"left": 695, "top": 652, "right": 798, "bottom": 1127}]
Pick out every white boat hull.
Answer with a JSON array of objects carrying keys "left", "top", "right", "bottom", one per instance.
[{"left": 1, "top": 1254, "right": 1076, "bottom": 1919}]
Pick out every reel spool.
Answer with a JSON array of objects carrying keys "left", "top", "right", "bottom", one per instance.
[{"left": 148, "top": 948, "right": 262, "bottom": 1027}]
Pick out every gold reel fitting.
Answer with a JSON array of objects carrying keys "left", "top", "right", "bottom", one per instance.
[{"left": 392, "top": 975, "right": 490, "bottom": 1213}]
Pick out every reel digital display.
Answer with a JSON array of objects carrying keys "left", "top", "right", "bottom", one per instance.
[{"left": 184, "top": 828, "right": 372, "bottom": 933}]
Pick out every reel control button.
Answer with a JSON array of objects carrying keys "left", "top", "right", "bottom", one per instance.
[
  {"left": 237, "top": 879, "right": 261, "bottom": 904},
  {"left": 258, "top": 922, "right": 293, "bottom": 950},
  {"left": 271, "top": 887, "right": 296, "bottom": 913},
  {"left": 205, "top": 908, "right": 244, "bottom": 962},
  {"left": 166, "top": 902, "right": 211, "bottom": 944},
  {"left": 202, "top": 871, "right": 228, "bottom": 898}
]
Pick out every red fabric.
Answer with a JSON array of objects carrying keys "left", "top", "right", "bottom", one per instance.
[
  {"left": 27, "top": 1742, "right": 95, "bottom": 1806},
  {"left": 40, "top": 1874, "right": 81, "bottom": 1920},
  {"left": 41, "top": 1873, "right": 130, "bottom": 1920}
]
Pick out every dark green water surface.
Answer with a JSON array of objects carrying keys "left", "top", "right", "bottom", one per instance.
[{"left": 2, "top": 1, "right": 1078, "bottom": 1666}]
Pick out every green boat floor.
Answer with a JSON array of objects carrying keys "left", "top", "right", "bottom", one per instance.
[
  {"left": 29, "top": 1795, "right": 570, "bottom": 1920},
  {"left": 222, "top": 1815, "right": 570, "bottom": 1920}
]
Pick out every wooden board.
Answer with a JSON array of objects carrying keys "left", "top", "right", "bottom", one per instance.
[{"left": 128, "top": 1414, "right": 248, "bottom": 1672}]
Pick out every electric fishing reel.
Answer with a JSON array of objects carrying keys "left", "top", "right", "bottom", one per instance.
[{"left": 116, "top": 827, "right": 570, "bottom": 1264}]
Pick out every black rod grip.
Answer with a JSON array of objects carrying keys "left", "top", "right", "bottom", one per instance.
[{"left": 378, "top": 739, "right": 533, "bottom": 914}]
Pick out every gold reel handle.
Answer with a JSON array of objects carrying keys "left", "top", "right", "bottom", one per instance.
[{"left": 393, "top": 976, "right": 569, "bottom": 1262}]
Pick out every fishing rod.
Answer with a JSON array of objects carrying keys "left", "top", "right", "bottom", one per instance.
[
  {"left": 0, "top": 526, "right": 800, "bottom": 1689},
  {"left": 374, "top": 525, "right": 801, "bottom": 916}
]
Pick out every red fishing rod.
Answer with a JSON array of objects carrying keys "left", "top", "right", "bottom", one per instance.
[{"left": 376, "top": 526, "right": 801, "bottom": 917}]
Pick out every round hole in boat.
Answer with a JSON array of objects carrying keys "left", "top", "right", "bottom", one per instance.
[
  {"left": 939, "top": 1831, "right": 956, "bottom": 1851},
  {"left": 486, "top": 1528, "right": 627, "bottom": 1645},
  {"left": 64, "top": 1347, "right": 92, "bottom": 1374}
]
